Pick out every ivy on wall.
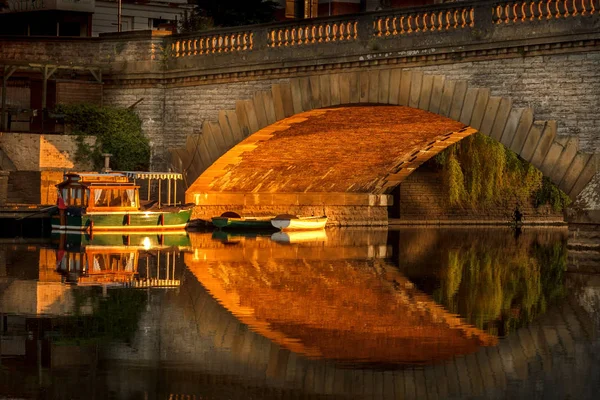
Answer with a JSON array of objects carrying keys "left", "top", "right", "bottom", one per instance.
[
  {"left": 57, "top": 104, "right": 151, "bottom": 171},
  {"left": 432, "top": 132, "right": 571, "bottom": 211}
]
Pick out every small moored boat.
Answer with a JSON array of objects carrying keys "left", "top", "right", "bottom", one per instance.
[
  {"left": 270, "top": 215, "right": 328, "bottom": 231},
  {"left": 211, "top": 212, "right": 275, "bottom": 230},
  {"left": 51, "top": 172, "right": 192, "bottom": 233}
]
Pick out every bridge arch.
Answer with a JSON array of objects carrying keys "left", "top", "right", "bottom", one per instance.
[{"left": 175, "top": 68, "right": 597, "bottom": 222}]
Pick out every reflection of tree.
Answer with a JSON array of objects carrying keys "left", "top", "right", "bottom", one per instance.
[
  {"left": 433, "top": 240, "right": 566, "bottom": 336},
  {"left": 53, "top": 288, "right": 147, "bottom": 345}
]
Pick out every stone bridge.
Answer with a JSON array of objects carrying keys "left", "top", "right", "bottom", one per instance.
[{"left": 1, "top": 0, "right": 599, "bottom": 223}]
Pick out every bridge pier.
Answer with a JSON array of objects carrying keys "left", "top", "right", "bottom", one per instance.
[{"left": 191, "top": 192, "right": 392, "bottom": 226}]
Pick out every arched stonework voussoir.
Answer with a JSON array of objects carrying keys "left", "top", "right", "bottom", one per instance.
[{"left": 175, "top": 68, "right": 598, "bottom": 208}]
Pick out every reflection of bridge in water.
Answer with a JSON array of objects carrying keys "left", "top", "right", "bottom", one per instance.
[{"left": 97, "top": 229, "right": 600, "bottom": 399}]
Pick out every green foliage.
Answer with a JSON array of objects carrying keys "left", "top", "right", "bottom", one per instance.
[
  {"left": 535, "top": 176, "right": 572, "bottom": 211},
  {"left": 57, "top": 104, "right": 150, "bottom": 171},
  {"left": 194, "top": 0, "right": 279, "bottom": 27},
  {"left": 433, "top": 238, "right": 567, "bottom": 335},
  {"left": 433, "top": 132, "right": 569, "bottom": 211},
  {"left": 55, "top": 288, "right": 147, "bottom": 345},
  {"left": 178, "top": 9, "right": 215, "bottom": 33}
]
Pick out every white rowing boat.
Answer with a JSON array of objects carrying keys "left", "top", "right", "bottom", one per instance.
[{"left": 270, "top": 215, "right": 328, "bottom": 231}]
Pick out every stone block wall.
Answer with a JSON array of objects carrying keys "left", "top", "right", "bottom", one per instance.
[
  {"left": 7, "top": 171, "right": 64, "bottom": 205},
  {"left": 0, "top": 133, "right": 94, "bottom": 171},
  {"left": 104, "top": 79, "right": 285, "bottom": 170},
  {"left": 0, "top": 171, "right": 8, "bottom": 205},
  {"left": 395, "top": 168, "right": 565, "bottom": 224},
  {"left": 412, "top": 53, "right": 600, "bottom": 155}
]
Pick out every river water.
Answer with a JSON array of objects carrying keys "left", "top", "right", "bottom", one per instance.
[{"left": 0, "top": 227, "right": 599, "bottom": 399}]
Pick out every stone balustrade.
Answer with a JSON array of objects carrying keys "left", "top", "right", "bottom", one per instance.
[
  {"left": 373, "top": 3, "right": 475, "bottom": 37},
  {"left": 493, "top": 0, "right": 597, "bottom": 24},
  {"left": 171, "top": 28, "right": 254, "bottom": 58},
  {"left": 268, "top": 18, "right": 359, "bottom": 47}
]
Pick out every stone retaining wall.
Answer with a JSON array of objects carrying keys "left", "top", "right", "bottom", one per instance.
[{"left": 395, "top": 168, "right": 565, "bottom": 224}]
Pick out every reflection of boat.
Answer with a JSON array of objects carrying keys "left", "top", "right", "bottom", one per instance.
[
  {"left": 51, "top": 172, "right": 192, "bottom": 233},
  {"left": 53, "top": 231, "right": 191, "bottom": 250},
  {"left": 212, "top": 230, "right": 273, "bottom": 243},
  {"left": 271, "top": 230, "right": 327, "bottom": 243},
  {"left": 54, "top": 232, "right": 189, "bottom": 287},
  {"left": 271, "top": 215, "right": 328, "bottom": 231},
  {"left": 211, "top": 212, "right": 275, "bottom": 230}
]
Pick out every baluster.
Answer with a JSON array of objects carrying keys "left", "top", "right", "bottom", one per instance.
[
  {"left": 469, "top": 7, "right": 475, "bottom": 26},
  {"left": 437, "top": 11, "right": 444, "bottom": 30},
  {"left": 376, "top": 18, "right": 383, "bottom": 36},
  {"left": 175, "top": 41, "right": 180, "bottom": 57},
  {"left": 407, "top": 15, "right": 413, "bottom": 33},
  {"left": 353, "top": 21, "right": 358, "bottom": 40},
  {"left": 529, "top": 1, "right": 535, "bottom": 20},
  {"left": 249, "top": 33, "right": 254, "bottom": 50},
  {"left": 554, "top": 0, "right": 560, "bottom": 17},
  {"left": 309, "top": 26, "right": 315, "bottom": 43},
  {"left": 332, "top": 24, "right": 338, "bottom": 41},
  {"left": 317, "top": 25, "right": 323, "bottom": 42},
  {"left": 188, "top": 39, "right": 193, "bottom": 56},
  {"left": 397, "top": 16, "right": 404, "bottom": 34},
  {"left": 565, "top": 0, "right": 572, "bottom": 15},
  {"left": 591, "top": 0, "right": 596, "bottom": 15},
  {"left": 545, "top": 0, "right": 552, "bottom": 18},
  {"left": 445, "top": 10, "right": 451, "bottom": 29},
  {"left": 460, "top": 9, "right": 467, "bottom": 27},
  {"left": 451, "top": 10, "right": 457, "bottom": 28},
  {"left": 414, "top": 14, "right": 420, "bottom": 32},
  {"left": 580, "top": 0, "right": 587, "bottom": 14},
  {"left": 290, "top": 27, "right": 296, "bottom": 45},
  {"left": 571, "top": 0, "right": 578, "bottom": 14}
]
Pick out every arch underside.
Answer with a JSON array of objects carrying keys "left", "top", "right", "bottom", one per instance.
[{"left": 177, "top": 70, "right": 598, "bottom": 209}]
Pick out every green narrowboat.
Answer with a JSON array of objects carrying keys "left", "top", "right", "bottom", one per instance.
[{"left": 51, "top": 172, "right": 192, "bottom": 233}]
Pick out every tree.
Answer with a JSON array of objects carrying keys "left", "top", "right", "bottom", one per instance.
[{"left": 194, "top": 0, "right": 280, "bottom": 27}]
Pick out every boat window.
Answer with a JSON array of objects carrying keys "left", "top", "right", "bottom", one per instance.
[
  {"left": 70, "top": 188, "right": 83, "bottom": 206},
  {"left": 90, "top": 188, "right": 137, "bottom": 209}
]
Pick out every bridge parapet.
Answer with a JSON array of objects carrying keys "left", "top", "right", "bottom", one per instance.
[{"left": 165, "top": 0, "right": 599, "bottom": 80}]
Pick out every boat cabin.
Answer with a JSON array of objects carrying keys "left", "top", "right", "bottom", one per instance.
[{"left": 56, "top": 173, "right": 140, "bottom": 212}]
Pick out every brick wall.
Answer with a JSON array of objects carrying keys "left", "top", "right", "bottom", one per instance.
[
  {"left": 104, "top": 79, "right": 285, "bottom": 170},
  {"left": 56, "top": 82, "right": 103, "bottom": 106},
  {"left": 0, "top": 133, "right": 94, "bottom": 171},
  {"left": 39, "top": 135, "right": 95, "bottom": 171},
  {"left": 0, "top": 171, "right": 8, "bottom": 205},
  {"left": 411, "top": 53, "right": 600, "bottom": 155},
  {"left": 7, "top": 171, "right": 64, "bottom": 205},
  {"left": 396, "top": 168, "right": 565, "bottom": 223}
]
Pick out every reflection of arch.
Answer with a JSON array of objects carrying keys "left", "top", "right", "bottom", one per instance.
[
  {"left": 176, "top": 70, "right": 597, "bottom": 203},
  {"left": 183, "top": 234, "right": 497, "bottom": 366}
]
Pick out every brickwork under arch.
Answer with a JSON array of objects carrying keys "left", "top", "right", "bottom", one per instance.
[{"left": 178, "top": 69, "right": 597, "bottom": 210}]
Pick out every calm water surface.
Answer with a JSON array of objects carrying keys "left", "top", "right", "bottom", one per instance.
[{"left": 0, "top": 227, "right": 599, "bottom": 399}]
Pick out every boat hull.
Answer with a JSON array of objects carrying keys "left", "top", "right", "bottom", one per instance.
[
  {"left": 211, "top": 216, "right": 275, "bottom": 230},
  {"left": 51, "top": 208, "right": 192, "bottom": 233},
  {"left": 271, "top": 217, "right": 328, "bottom": 231}
]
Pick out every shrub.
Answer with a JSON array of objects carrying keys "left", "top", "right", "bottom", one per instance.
[{"left": 57, "top": 104, "right": 150, "bottom": 171}]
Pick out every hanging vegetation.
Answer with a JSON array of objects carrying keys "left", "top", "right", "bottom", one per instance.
[
  {"left": 432, "top": 132, "right": 571, "bottom": 211},
  {"left": 57, "top": 104, "right": 151, "bottom": 171}
]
